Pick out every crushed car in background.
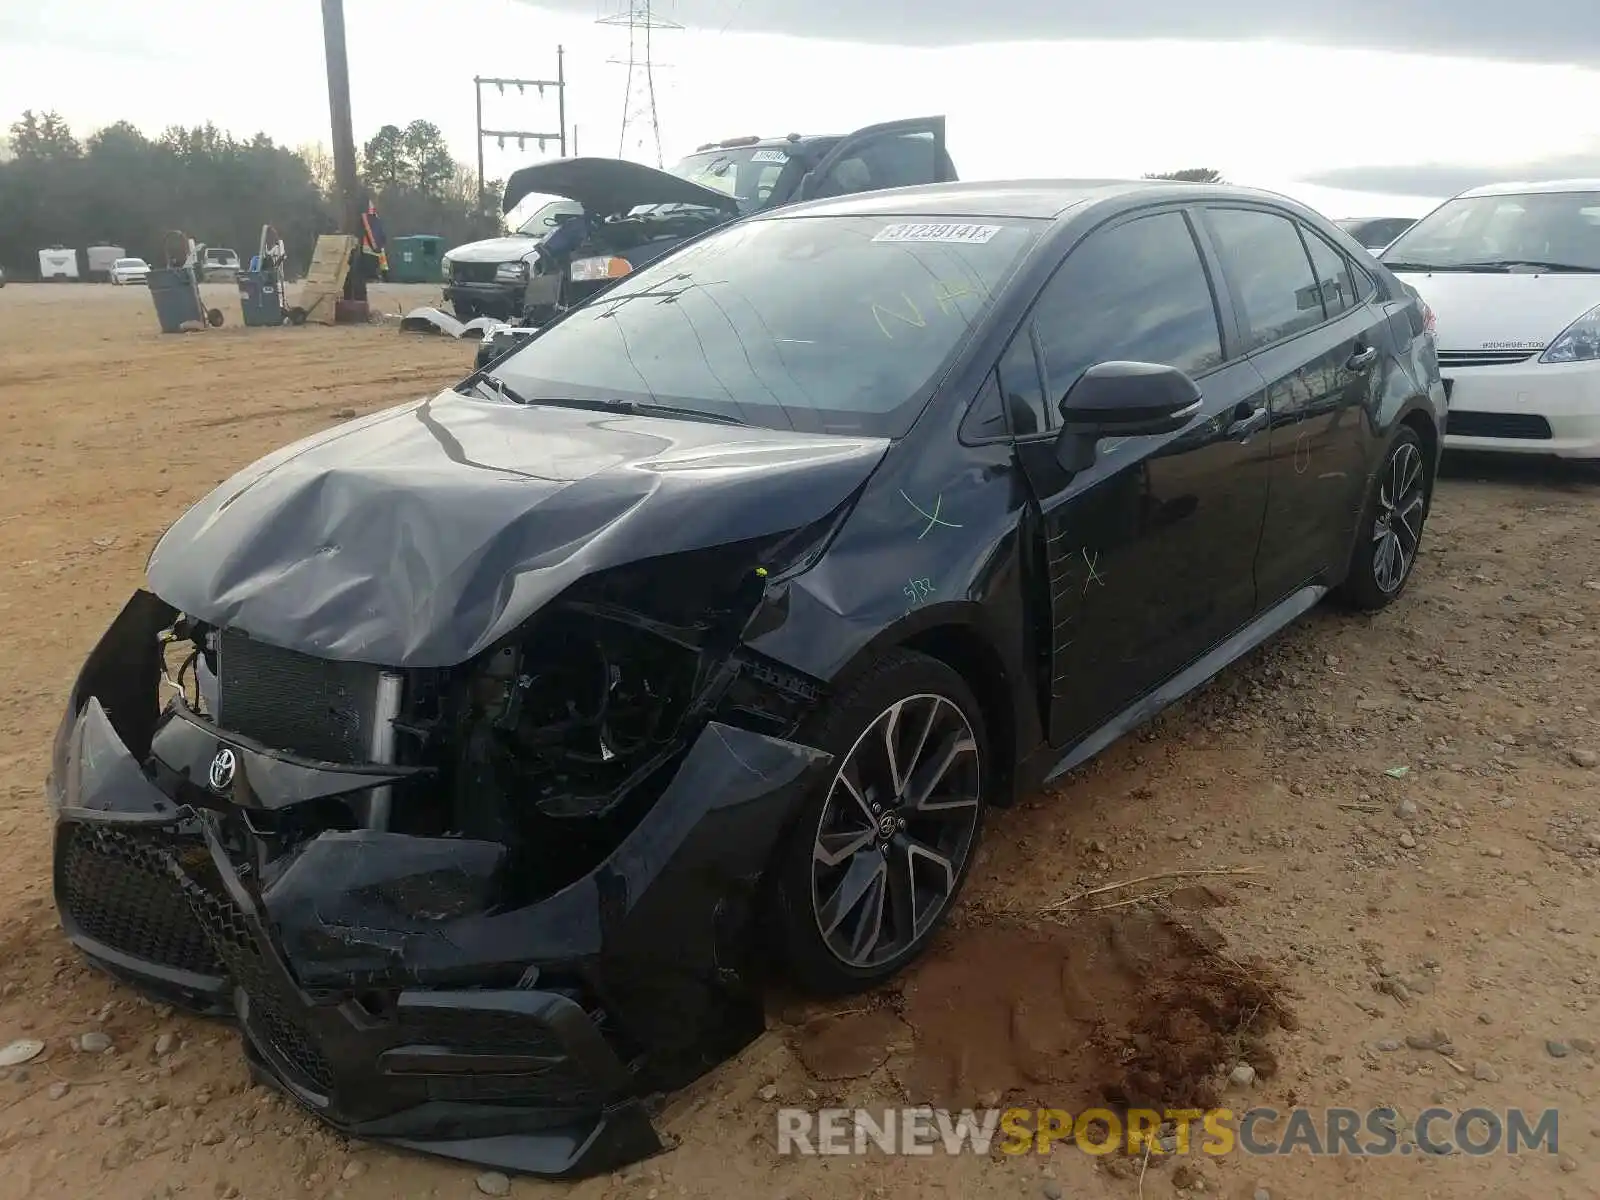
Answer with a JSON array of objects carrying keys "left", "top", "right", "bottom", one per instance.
[{"left": 406, "top": 116, "right": 957, "bottom": 358}]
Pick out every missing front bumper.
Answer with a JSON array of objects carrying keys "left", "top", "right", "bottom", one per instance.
[{"left": 51, "top": 690, "right": 831, "bottom": 1177}]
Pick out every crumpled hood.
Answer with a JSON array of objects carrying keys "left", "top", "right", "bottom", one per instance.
[
  {"left": 503, "top": 156, "right": 739, "bottom": 217},
  {"left": 444, "top": 235, "right": 544, "bottom": 264},
  {"left": 145, "top": 390, "right": 889, "bottom": 668},
  {"left": 1391, "top": 269, "right": 1600, "bottom": 351}
]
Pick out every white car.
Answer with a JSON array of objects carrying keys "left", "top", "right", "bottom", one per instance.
[
  {"left": 200, "top": 247, "right": 241, "bottom": 281},
  {"left": 109, "top": 257, "right": 151, "bottom": 286},
  {"left": 1382, "top": 179, "right": 1600, "bottom": 459}
]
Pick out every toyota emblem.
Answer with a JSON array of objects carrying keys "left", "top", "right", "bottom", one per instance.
[{"left": 208, "top": 748, "right": 237, "bottom": 793}]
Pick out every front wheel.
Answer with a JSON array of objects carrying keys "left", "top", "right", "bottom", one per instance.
[
  {"left": 1338, "top": 426, "right": 1430, "bottom": 610},
  {"left": 773, "top": 649, "right": 988, "bottom": 996}
]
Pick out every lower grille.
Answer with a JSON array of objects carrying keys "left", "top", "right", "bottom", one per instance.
[
  {"left": 217, "top": 630, "right": 379, "bottom": 763},
  {"left": 56, "top": 824, "right": 223, "bottom": 977},
  {"left": 176, "top": 865, "right": 336, "bottom": 1095},
  {"left": 1448, "top": 411, "right": 1553, "bottom": 440},
  {"left": 450, "top": 262, "right": 500, "bottom": 284}
]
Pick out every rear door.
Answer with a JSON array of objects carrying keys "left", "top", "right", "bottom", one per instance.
[
  {"left": 1005, "top": 205, "right": 1273, "bottom": 746},
  {"left": 799, "top": 117, "right": 953, "bottom": 201},
  {"left": 1201, "top": 205, "right": 1389, "bottom": 604}
]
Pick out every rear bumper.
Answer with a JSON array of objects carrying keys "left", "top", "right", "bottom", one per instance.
[
  {"left": 1438, "top": 358, "right": 1600, "bottom": 458},
  {"left": 48, "top": 594, "right": 832, "bottom": 1178}
]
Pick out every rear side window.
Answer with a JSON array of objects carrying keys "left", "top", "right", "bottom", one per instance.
[
  {"left": 1301, "top": 228, "right": 1358, "bottom": 318},
  {"left": 1030, "top": 210, "right": 1224, "bottom": 400},
  {"left": 1207, "top": 208, "right": 1324, "bottom": 350}
]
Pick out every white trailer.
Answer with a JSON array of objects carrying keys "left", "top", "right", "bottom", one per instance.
[
  {"left": 38, "top": 247, "right": 80, "bottom": 281},
  {"left": 86, "top": 244, "right": 127, "bottom": 281}
]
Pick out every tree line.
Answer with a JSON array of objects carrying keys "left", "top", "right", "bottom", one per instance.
[{"left": 0, "top": 110, "right": 508, "bottom": 279}]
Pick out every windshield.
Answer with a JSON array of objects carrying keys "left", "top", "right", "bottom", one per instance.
[
  {"left": 114, "top": 259, "right": 144, "bottom": 268},
  {"left": 515, "top": 198, "right": 583, "bottom": 236},
  {"left": 1383, "top": 191, "right": 1600, "bottom": 271},
  {"left": 664, "top": 145, "right": 803, "bottom": 214},
  {"left": 489, "top": 213, "right": 1042, "bottom": 437}
]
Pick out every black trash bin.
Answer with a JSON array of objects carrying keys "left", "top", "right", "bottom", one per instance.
[
  {"left": 148, "top": 268, "right": 205, "bottom": 333},
  {"left": 237, "top": 270, "right": 285, "bottom": 327}
]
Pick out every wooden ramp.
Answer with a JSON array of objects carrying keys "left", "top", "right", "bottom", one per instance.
[{"left": 297, "top": 235, "right": 357, "bottom": 325}]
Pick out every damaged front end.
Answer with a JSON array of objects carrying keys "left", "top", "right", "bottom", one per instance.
[{"left": 48, "top": 537, "right": 836, "bottom": 1177}]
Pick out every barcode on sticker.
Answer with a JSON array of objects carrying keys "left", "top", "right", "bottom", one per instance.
[
  {"left": 751, "top": 149, "right": 789, "bottom": 164},
  {"left": 872, "top": 223, "right": 1002, "bottom": 244}
]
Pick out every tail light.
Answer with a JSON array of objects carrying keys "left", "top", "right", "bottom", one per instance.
[{"left": 1421, "top": 301, "right": 1436, "bottom": 339}]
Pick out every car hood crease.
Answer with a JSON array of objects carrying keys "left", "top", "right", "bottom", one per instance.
[{"left": 145, "top": 390, "right": 889, "bottom": 667}]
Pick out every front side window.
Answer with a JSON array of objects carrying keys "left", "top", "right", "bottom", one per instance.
[
  {"left": 1207, "top": 207, "right": 1325, "bottom": 351},
  {"left": 814, "top": 130, "right": 942, "bottom": 197},
  {"left": 1030, "top": 210, "right": 1224, "bottom": 401},
  {"left": 491, "top": 213, "right": 1043, "bottom": 436},
  {"left": 1382, "top": 191, "right": 1600, "bottom": 272}
]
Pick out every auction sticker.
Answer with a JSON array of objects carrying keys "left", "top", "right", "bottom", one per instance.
[
  {"left": 873, "top": 222, "right": 1002, "bottom": 244},
  {"left": 751, "top": 149, "right": 790, "bottom": 164}
]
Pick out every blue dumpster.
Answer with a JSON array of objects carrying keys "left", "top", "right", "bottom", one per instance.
[
  {"left": 238, "top": 270, "right": 285, "bottom": 327},
  {"left": 147, "top": 268, "right": 204, "bottom": 333}
]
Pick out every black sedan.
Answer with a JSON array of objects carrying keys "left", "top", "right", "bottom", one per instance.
[{"left": 48, "top": 179, "right": 1445, "bottom": 1179}]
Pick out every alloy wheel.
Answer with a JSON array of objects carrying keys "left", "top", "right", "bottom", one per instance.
[
  {"left": 1372, "top": 440, "right": 1426, "bottom": 594},
  {"left": 809, "top": 694, "right": 981, "bottom": 970}
]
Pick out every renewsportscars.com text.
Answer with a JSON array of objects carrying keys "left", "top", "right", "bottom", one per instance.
[{"left": 776, "top": 1106, "right": 1560, "bottom": 1158}]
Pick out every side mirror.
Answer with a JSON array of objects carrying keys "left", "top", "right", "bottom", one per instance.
[
  {"left": 1060, "top": 360, "right": 1202, "bottom": 436},
  {"left": 1054, "top": 361, "right": 1202, "bottom": 471}
]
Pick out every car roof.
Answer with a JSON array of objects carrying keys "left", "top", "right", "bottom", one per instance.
[
  {"left": 1457, "top": 178, "right": 1600, "bottom": 198},
  {"left": 767, "top": 178, "right": 1322, "bottom": 221}
]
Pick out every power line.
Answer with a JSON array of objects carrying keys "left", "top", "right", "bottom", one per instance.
[
  {"left": 473, "top": 51, "right": 568, "bottom": 202},
  {"left": 597, "top": 1, "right": 680, "bottom": 167}
]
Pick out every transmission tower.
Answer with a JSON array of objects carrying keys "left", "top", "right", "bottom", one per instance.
[{"left": 597, "top": 1, "right": 679, "bottom": 167}]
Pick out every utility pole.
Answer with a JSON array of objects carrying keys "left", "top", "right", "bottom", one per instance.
[
  {"left": 473, "top": 48, "right": 568, "bottom": 205},
  {"left": 319, "top": 0, "right": 365, "bottom": 302},
  {"left": 599, "top": 1, "right": 678, "bottom": 168}
]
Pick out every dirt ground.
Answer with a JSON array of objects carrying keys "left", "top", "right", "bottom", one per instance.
[{"left": 1, "top": 280, "right": 1599, "bottom": 1200}]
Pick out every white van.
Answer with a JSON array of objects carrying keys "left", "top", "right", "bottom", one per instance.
[{"left": 1381, "top": 179, "right": 1600, "bottom": 459}]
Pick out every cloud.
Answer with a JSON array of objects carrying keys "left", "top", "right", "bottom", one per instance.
[
  {"left": 1305, "top": 152, "right": 1600, "bottom": 198},
  {"left": 529, "top": 0, "right": 1598, "bottom": 64}
]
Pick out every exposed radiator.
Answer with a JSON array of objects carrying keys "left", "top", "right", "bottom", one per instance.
[{"left": 216, "top": 630, "right": 382, "bottom": 764}]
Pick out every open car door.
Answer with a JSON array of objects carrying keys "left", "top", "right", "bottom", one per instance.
[{"left": 796, "top": 116, "right": 954, "bottom": 202}]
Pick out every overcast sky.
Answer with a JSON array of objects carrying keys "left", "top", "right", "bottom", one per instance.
[{"left": 3, "top": 0, "right": 1598, "bottom": 223}]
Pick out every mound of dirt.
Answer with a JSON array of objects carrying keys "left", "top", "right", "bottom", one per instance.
[{"left": 793, "top": 910, "right": 1293, "bottom": 1114}]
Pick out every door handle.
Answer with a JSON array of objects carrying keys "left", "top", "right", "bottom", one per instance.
[
  {"left": 1226, "top": 402, "right": 1269, "bottom": 440},
  {"left": 1346, "top": 345, "right": 1379, "bottom": 372}
]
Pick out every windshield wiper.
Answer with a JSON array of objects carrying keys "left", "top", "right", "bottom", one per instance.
[
  {"left": 454, "top": 375, "right": 746, "bottom": 425},
  {"left": 624, "top": 401, "right": 746, "bottom": 425},
  {"left": 1456, "top": 258, "right": 1597, "bottom": 273}
]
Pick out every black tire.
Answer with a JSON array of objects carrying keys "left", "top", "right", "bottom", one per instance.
[
  {"left": 1338, "top": 426, "right": 1430, "bottom": 611},
  {"left": 773, "top": 649, "right": 988, "bottom": 996}
]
